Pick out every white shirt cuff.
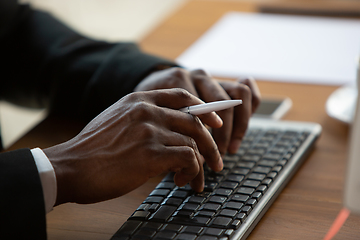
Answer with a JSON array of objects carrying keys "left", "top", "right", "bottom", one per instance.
[{"left": 31, "top": 148, "right": 57, "bottom": 213}]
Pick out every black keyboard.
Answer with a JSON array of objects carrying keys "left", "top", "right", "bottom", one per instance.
[{"left": 111, "top": 119, "right": 321, "bottom": 240}]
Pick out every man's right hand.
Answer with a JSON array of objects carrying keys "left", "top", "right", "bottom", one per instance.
[{"left": 43, "top": 88, "right": 224, "bottom": 206}]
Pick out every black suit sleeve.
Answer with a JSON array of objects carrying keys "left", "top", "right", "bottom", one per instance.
[
  {"left": 0, "top": 149, "right": 47, "bottom": 240},
  {"left": 0, "top": 1, "right": 177, "bottom": 122}
]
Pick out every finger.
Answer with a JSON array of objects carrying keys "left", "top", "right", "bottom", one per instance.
[
  {"left": 190, "top": 69, "right": 234, "bottom": 155},
  {"left": 152, "top": 127, "right": 206, "bottom": 192},
  {"left": 189, "top": 160, "right": 205, "bottom": 192},
  {"left": 143, "top": 88, "right": 223, "bottom": 129},
  {"left": 163, "top": 146, "right": 201, "bottom": 188},
  {"left": 162, "top": 109, "right": 223, "bottom": 172},
  {"left": 238, "top": 77, "right": 261, "bottom": 113},
  {"left": 225, "top": 83, "right": 252, "bottom": 154}
]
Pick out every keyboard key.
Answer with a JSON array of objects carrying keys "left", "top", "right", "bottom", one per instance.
[
  {"left": 224, "top": 229, "right": 235, "bottom": 237},
  {"left": 241, "top": 205, "right": 252, "bottom": 215},
  {"left": 257, "top": 185, "right": 267, "bottom": 193},
  {"left": 204, "top": 227, "right": 224, "bottom": 236},
  {"left": 169, "top": 190, "right": 189, "bottom": 199},
  {"left": 270, "top": 147, "right": 287, "bottom": 154},
  {"left": 226, "top": 175, "right": 244, "bottom": 182},
  {"left": 163, "top": 198, "right": 183, "bottom": 207},
  {"left": 262, "top": 178, "right": 273, "bottom": 186},
  {"left": 182, "top": 203, "right": 201, "bottom": 212},
  {"left": 182, "top": 226, "right": 204, "bottom": 234},
  {"left": 187, "top": 196, "right": 206, "bottom": 204},
  {"left": 236, "top": 212, "right": 247, "bottom": 222},
  {"left": 153, "top": 231, "right": 177, "bottom": 239},
  {"left": 242, "top": 155, "right": 261, "bottom": 162},
  {"left": 246, "top": 199, "right": 257, "bottom": 207},
  {"left": 133, "top": 228, "right": 157, "bottom": 238},
  {"left": 219, "top": 209, "right": 238, "bottom": 218},
  {"left": 213, "top": 188, "right": 232, "bottom": 197},
  {"left": 175, "top": 185, "right": 193, "bottom": 191},
  {"left": 277, "top": 159, "right": 288, "bottom": 167},
  {"left": 247, "top": 148, "right": 266, "bottom": 155},
  {"left": 176, "top": 233, "right": 197, "bottom": 240},
  {"left": 267, "top": 172, "right": 277, "bottom": 179},
  {"left": 223, "top": 154, "right": 240, "bottom": 161},
  {"left": 150, "top": 189, "right": 170, "bottom": 197},
  {"left": 156, "top": 182, "right": 175, "bottom": 190},
  {"left": 236, "top": 162, "right": 255, "bottom": 169},
  {"left": 204, "top": 182, "right": 218, "bottom": 191},
  {"left": 149, "top": 203, "right": 160, "bottom": 212},
  {"left": 272, "top": 166, "right": 282, "bottom": 173},
  {"left": 149, "top": 205, "right": 177, "bottom": 222},
  {"left": 232, "top": 167, "right": 250, "bottom": 175},
  {"left": 231, "top": 219, "right": 242, "bottom": 229},
  {"left": 263, "top": 153, "right": 282, "bottom": 161},
  {"left": 208, "top": 196, "right": 227, "bottom": 204},
  {"left": 220, "top": 181, "right": 238, "bottom": 190},
  {"left": 237, "top": 187, "right": 255, "bottom": 195},
  {"left": 197, "top": 236, "right": 217, "bottom": 240},
  {"left": 231, "top": 194, "right": 249, "bottom": 202},
  {"left": 113, "top": 220, "right": 142, "bottom": 237},
  {"left": 242, "top": 180, "right": 261, "bottom": 188},
  {"left": 247, "top": 173, "right": 266, "bottom": 181},
  {"left": 161, "top": 223, "right": 183, "bottom": 233},
  {"left": 223, "top": 201, "right": 243, "bottom": 210},
  {"left": 170, "top": 216, "right": 211, "bottom": 226},
  {"left": 223, "top": 161, "right": 236, "bottom": 169},
  {"left": 129, "top": 210, "right": 151, "bottom": 220},
  {"left": 211, "top": 217, "right": 232, "bottom": 227},
  {"left": 137, "top": 203, "right": 150, "bottom": 211},
  {"left": 201, "top": 203, "right": 222, "bottom": 211},
  {"left": 195, "top": 210, "right": 216, "bottom": 218},
  {"left": 141, "top": 222, "right": 163, "bottom": 231},
  {"left": 144, "top": 196, "right": 164, "bottom": 204},
  {"left": 252, "top": 192, "right": 262, "bottom": 201},
  {"left": 173, "top": 210, "right": 194, "bottom": 218},
  {"left": 258, "top": 160, "right": 277, "bottom": 167},
  {"left": 253, "top": 166, "right": 271, "bottom": 174}
]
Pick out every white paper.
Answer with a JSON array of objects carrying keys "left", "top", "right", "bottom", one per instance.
[{"left": 177, "top": 12, "right": 360, "bottom": 85}]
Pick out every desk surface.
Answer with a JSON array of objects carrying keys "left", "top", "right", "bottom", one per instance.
[{"left": 9, "top": 0, "right": 360, "bottom": 239}]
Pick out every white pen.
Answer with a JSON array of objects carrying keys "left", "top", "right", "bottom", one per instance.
[{"left": 179, "top": 100, "right": 242, "bottom": 115}]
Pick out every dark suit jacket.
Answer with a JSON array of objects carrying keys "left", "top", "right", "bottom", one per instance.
[{"left": 0, "top": 0, "right": 177, "bottom": 239}]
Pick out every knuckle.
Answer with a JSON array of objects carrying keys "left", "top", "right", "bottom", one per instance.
[
  {"left": 138, "top": 122, "right": 157, "bottom": 140},
  {"left": 180, "top": 147, "right": 199, "bottom": 174},
  {"left": 125, "top": 91, "right": 141, "bottom": 102},
  {"left": 237, "top": 84, "right": 251, "bottom": 96},
  {"left": 191, "top": 69, "right": 208, "bottom": 77},
  {"left": 182, "top": 146, "right": 197, "bottom": 161},
  {"left": 129, "top": 101, "right": 153, "bottom": 121},
  {"left": 168, "top": 67, "right": 188, "bottom": 79},
  {"left": 172, "top": 88, "right": 193, "bottom": 101},
  {"left": 230, "top": 83, "right": 251, "bottom": 99}
]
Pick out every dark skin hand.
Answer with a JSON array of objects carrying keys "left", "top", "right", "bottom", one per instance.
[
  {"left": 135, "top": 67, "right": 261, "bottom": 155},
  {"left": 44, "top": 89, "right": 224, "bottom": 206}
]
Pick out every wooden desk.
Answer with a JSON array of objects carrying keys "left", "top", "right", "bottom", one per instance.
[{"left": 9, "top": 0, "right": 360, "bottom": 239}]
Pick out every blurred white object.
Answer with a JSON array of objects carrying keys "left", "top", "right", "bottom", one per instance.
[
  {"left": 177, "top": 12, "right": 360, "bottom": 85},
  {"left": 326, "top": 85, "right": 357, "bottom": 124}
]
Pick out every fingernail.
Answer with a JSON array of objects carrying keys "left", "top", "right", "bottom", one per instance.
[
  {"left": 217, "top": 157, "right": 224, "bottom": 171},
  {"left": 229, "top": 139, "right": 242, "bottom": 154}
]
